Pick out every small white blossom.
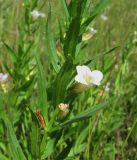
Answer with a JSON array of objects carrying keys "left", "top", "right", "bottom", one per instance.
[
  {"left": 100, "top": 15, "right": 108, "bottom": 21},
  {"left": 104, "top": 82, "right": 110, "bottom": 92},
  {"left": 132, "top": 31, "right": 137, "bottom": 44},
  {"left": 58, "top": 103, "right": 69, "bottom": 117},
  {"left": 58, "top": 103, "right": 69, "bottom": 112},
  {"left": 134, "top": 31, "right": 137, "bottom": 36},
  {"left": 88, "top": 27, "right": 97, "bottom": 34},
  {"left": 133, "top": 38, "right": 137, "bottom": 43},
  {"left": 0, "top": 73, "right": 8, "bottom": 82},
  {"left": 31, "top": 10, "right": 45, "bottom": 18},
  {"left": 75, "top": 65, "right": 103, "bottom": 87}
]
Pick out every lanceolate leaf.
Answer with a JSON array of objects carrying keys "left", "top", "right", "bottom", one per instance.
[
  {"left": 3, "top": 42, "right": 18, "bottom": 64},
  {"left": 84, "top": 46, "right": 120, "bottom": 65},
  {"left": 56, "top": 140, "right": 74, "bottom": 160},
  {"left": 52, "top": 98, "right": 114, "bottom": 131},
  {"left": 4, "top": 117, "right": 26, "bottom": 160},
  {"left": 41, "top": 139, "right": 55, "bottom": 159},
  {"left": 30, "top": 121, "right": 40, "bottom": 159},
  {"left": 45, "top": 9, "right": 60, "bottom": 73},
  {"left": 60, "top": 0, "right": 70, "bottom": 24},
  {"left": 41, "top": 131, "right": 62, "bottom": 159},
  {"left": 53, "top": 58, "right": 74, "bottom": 106},
  {"left": 82, "top": 0, "right": 110, "bottom": 29},
  {"left": 63, "top": 0, "right": 87, "bottom": 58},
  {"left": 35, "top": 54, "right": 48, "bottom": 124}
]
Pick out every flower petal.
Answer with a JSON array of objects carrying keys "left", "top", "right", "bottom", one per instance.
[
  {"left": 90, "top": 70, "right": 103, "bottom": 85},
  {"left": 0, "top": 73, "right": 8, "bottom": 82},
  {"left": 76, "top": 65, "right": 91, "bottom": 76},
  {"left": 75, "top": 75, "right": 88, "bottom": 85}
]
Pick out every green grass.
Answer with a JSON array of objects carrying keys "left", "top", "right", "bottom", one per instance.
[{"left": 0, "top": 0, "right": 137, "bottom": 159}]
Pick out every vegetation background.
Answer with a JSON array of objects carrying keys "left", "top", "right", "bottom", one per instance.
[{"left": 0, "top": 0, "right": 137, "bottom": 159}]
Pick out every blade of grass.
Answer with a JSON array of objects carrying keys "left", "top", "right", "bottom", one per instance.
[
  {"left": 84, "top": 46, "right": 120, "bottom": 65},
  {"left": 4, "top": 117, "right": 26, "bottom": 160},
  {"left": 3, "top": 41, "right": 18, "bottom": 64},
  {"left": 52, "top": 98, "right": 114, "bottom": 131},
  {"left": 30, "top": 122, "right": 40, "bottom": 159},
  {"left": 41, "top": 131, "right": 62, "bottom": 159},
  {"left": 0, "top": 154, "right": 9, "bottom": 160},
  {"left": 35, "top": 54, "right": 49, "bottom": 125},
  {"left": 82, "top": 0, "right": 110, "bottom": 29},
  {"left": 53, "top": 59, "right": 74, "bottom": 106},
  {"left": 63, "top": 0, "right": 86, "bottom": 58},
  {"left": 56, "top": 140, "right": 74, "bottom": 160},
  {"left": 45, "top": 9, "right": 60, "bottom": 73},
  {"left": 60, "top": 0, "right": 70, "bottom": 24}
]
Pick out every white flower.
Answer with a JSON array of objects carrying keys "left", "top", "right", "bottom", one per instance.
[
  {"left": 31, "top": 10, "right": 45, "bottom": 18},
  {"left": 132, "top": 31, "right": 137, "bottom": 44},
  {"left": 58, "top": 103, "right": 69, "bottom": 117},
  {"left": 58, "top": 103, "right": 69, "bottom": 112},
  {"left": 88, "top": 27, "right": 97, "bottom": 34},
  {"left": 75, "top": 66, "right": 103, "bottom": 87},
  {"left": 134, "top": 31, "right": 137, "bottom": 36},
  {"left": 133, "top": 38, "right": 137, "bottom": 43},
  {"left": 104, "top": 82, "right": 110, "bottom": 92},
  {"left": 0, "top": 73, "right": 8, "bottom": 82},
  {"left": 100, "top": 15, "right": 108, "bottom": 21}
]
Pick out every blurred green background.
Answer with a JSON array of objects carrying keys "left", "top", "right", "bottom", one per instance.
[{"left": 0, "top": 0, "right": 137, "bottom": 159}]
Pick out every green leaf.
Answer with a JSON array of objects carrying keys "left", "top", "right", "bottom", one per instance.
[
  {"left": 84, "top": 46, "right": 120, "bottom": 65},
  {"left": 41, "top": 131, "right": 62, "bottom": 159},
  {"left": 52, "top": 98, "right": 114, "bottom": 131},
  {"left": 68, "top": 0, "right": 87, "bottom": 18},
  {"left": 45, "top": 9, "right": 60, "bottom": 73},
  {"left": 82, "top": 0, "right": 110, "bottom": 29},
  {"left": 57, "top": 20, "right": 64, "bottom": 45},
  {"left": 31, "top": 0, "right": 39, "bottom": 10},
  {"left": 40, "top": 132, "right": 47, "bottom": 155},
  {"left": 17, "top": 75, "right": 35, "bottom": 91},
  {"left": 3, "top": 63, "right": 14, "bottom": 77},
  {"left": 35, "top": 54, "right": 49, "bottom": 125},
  {"left": 53, "top": 59, "right": 74, "bottom": 106},
  {"left": 60, "top": 0, "right": 70, "bottom": 24},
  {"left": 30, "top": 121, "right": 41, "bottom": 159},
  {"left": 3, "top": 41, "right": 18, "bottom": 64},
  {"left": 41, "top": 139, "right": 55, "bottom": 159},
  {"left": 75, "top": 126, "right": 89, "bottom": 147},
  {"left": 4, "top": 117, "right": 26, "bottom": 160},
  {"left": 29, "top": 109, "right": 41, "bottom": 159},
  {"left": 63, "top": 1, "right": 86, "bottom": 58},
  {"left": 69, "top": 143, "right": 86, "bottom": 157},
  {"left": 21, "top": 42, "right": 33, "bottom": 60},
  {"left": 0, "top": 154, "right": 9, "bottom": 160},
  {"left": 62, "top": 98, "right": 113, "bottom": 125},
  {"left": 56, "top": 140, "right": 73, "bottom": 160}
]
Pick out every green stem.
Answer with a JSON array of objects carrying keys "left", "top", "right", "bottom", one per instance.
[{"left": 47, "top": 108, "right": 59, "bottom": 131}]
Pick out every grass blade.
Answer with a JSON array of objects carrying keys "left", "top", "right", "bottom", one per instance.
[
  {"left": 0, "top": 154, "right": 9, "bottom": 160},
  {"left": 52, "top": 98, "right": 114, "bottom": 131},
  {"left": 60, "top": 0, "right": 70, "bottom": 24},
  {"left": 3, "top": 42, "right": 18, "bottom": 64},
  {"left": 4, "top": 117, "right": 26, "bottom": 160},
  {"left": 45, "top": 9, "right": 60, "bottom": 73},
  {"left": 35, "top": 54, "right": 49, "bottom": 125},
  {"left": 82, "top": 0, "right": 110, "bottom": 28}
]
